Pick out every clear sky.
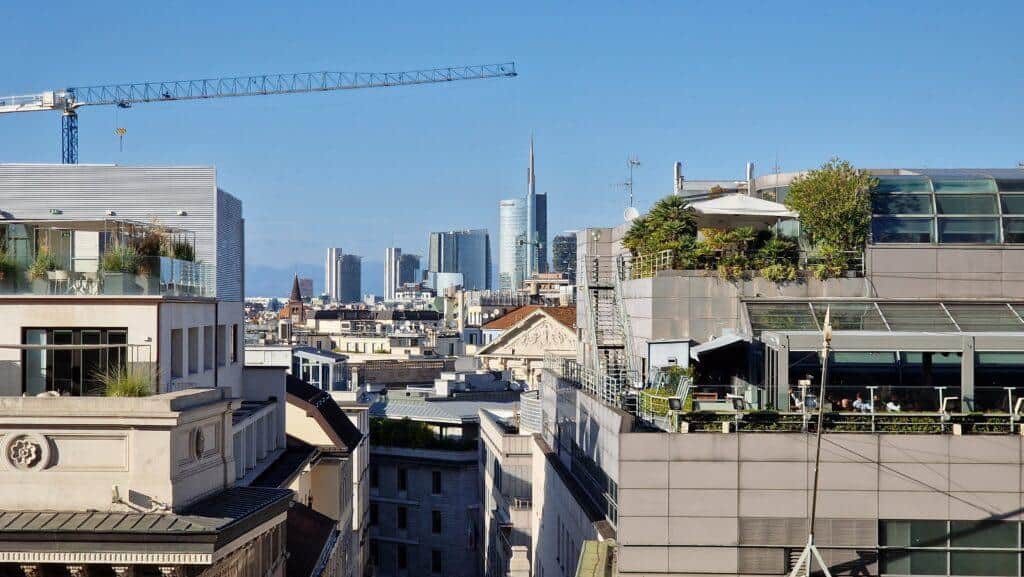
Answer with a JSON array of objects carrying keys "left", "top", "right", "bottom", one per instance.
[{"left": 2, "top": 1, "right": 1023, "bottom": 295}]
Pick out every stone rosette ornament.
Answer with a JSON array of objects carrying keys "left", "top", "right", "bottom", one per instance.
[{"left": 4, "top": 433, "right": 52, "bottom": 471}]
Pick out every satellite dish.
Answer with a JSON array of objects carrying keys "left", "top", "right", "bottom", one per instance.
[{"left": 624, "top": 206, "right": 640, "bottom": 222}]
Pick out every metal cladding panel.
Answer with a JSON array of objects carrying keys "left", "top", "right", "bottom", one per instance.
[
  {"left": 217, "top": 188, "right": 243, "bottom": 301},
  {"left": 0, "top": 164, "right": 242, "bottom": 300}
]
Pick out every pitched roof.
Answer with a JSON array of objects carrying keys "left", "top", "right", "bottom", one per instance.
[
  {"left": 286, "top": 375, "right": 363, "bottom": 452},
  {"left": 290, "top": 275, "right": 302, "bottom": 301},
  {"left": 286, "top": 503, "right": 338, "bottom": 577},
  {"left": 483, "top": 305, "right": 576, "bottom": 330},
  {"left": 251, "top": 436, "right": 317, "bottom": 489}
]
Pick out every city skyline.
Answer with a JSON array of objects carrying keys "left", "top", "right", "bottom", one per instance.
[{"left": 4, "top": 2, "right": 1021, "bottom": 281}]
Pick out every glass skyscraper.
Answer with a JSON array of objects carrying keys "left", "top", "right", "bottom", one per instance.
[
  {"left": 427, "top": 229, "right": 491, "bottom": 291},
  {"left": 498, "top": 198, "right": 527, "bottom": 291}
]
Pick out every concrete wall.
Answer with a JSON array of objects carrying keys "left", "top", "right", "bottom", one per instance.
[
  {"left": 0, "top": 388, "right": 236, "bottom": 511},
  {"left": 614, "top": 431, "right": 1024, "bottom": 576},
  {"left": 866, "top": 244, "right": 1024, "bottom": 298},
  {"left": 480, "top": 410, "right": 534, "bottom": 577}
]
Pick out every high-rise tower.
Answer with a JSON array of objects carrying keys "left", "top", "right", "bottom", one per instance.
[{"left": 525, "top": 136, "right": 537, "bottom": 278}]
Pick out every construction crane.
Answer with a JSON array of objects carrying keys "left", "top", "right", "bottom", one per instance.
[{"left": 0, "top": 62, "right": 517, "bottom": 164}]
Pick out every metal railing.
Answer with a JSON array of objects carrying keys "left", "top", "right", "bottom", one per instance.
[{"left": 545, "top": 354, "right": 638, "bottom": 410}]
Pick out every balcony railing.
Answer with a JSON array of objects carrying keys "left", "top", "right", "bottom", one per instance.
[{"left": 0, "top": 219, "right": 212, "bottom": 297}]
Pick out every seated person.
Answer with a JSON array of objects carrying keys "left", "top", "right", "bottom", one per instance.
[
  {"left": 885, "top": 397, "right": 902, "bottom": 412},
  {"left": 852, "top": 393, "right": 872, "bottom": 413}
]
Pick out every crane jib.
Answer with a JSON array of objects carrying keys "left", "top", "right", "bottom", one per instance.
[{"left": 0, "top": 62, "right": 517, "bottom": 164}]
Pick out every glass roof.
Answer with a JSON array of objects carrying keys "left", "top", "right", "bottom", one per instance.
[{"left": 747, "top": 301, "right": 1024, "bottom": 335}]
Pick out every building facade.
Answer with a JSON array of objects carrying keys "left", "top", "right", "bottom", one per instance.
[
  {"left": 499, "top": 198, "right": 527, "bottom": 291},
  {"left": 338, "top": 254, "right": 362, "bottom": 303},
  {"left": 427, "top": 229, "right": 492, "bottom": 291},
  {"left": 385, "top": 247, "right": 401, "bottom": 300},
  {"left": 551, "top": 232, "right": 577, "bottom": 284},
  {"left": 399, "top": 253, "right": 420, "bottom": 286},
  {"left": 326, "top": 247, "right": 343, "bottom": 301}
]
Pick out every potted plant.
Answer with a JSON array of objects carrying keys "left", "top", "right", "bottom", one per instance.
[
  {"left": 100, "top": 245, "right": 141, "bottom": 295},
  {"left": 27, "top": 250, "right": 58, "bottom": 293},
  {"left": 0, "top": 251, "right": 18, "bottom": 294}
]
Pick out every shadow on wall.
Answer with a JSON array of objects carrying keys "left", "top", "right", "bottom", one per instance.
[{"left": 0, "top": 361, "right": 20, "bottom": 396}]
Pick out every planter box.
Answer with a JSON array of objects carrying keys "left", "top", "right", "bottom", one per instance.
[
  {"left": 135, "top": 274, "right": 160, "bottom": 295},
  {"left": 102, "top": 272, "right": 138, "bottom": 295}
]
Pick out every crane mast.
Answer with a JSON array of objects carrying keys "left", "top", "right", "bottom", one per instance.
[{"left": 0, "top": 62, "right": 517, "bottom": 163}]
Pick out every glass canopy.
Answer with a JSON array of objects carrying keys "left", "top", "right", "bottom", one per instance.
[{"left": 746, "top": 301, "right": 1024, "bottom": 335}]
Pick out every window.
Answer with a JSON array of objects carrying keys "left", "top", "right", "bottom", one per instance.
[
  {"left": 231, "top": 324, "right": 239, "bottom": 363},
  {"left": 187, "top": 327, "right": 199, "bottom": 374},
  {"left": 398, "top": 468, "right": 407, "bottom": 492},
  {"left": 493, "top": 459, "right": 502, "bottom": 491},
  {"left": 872, "top": 217, "right": 933, "bottom": 243},
  {"left": 431, "top": 549, "right": 442, "bottom": 574},
  {"left": 203, "top": 326, "right": 214, "bottom": 370},
  {"left": 880, "top": 520, "right": 1020, "bottom": 577},
  {"left": 23, "top": 328, "right": 127, "bottom": 396},
  {"left": 1003, "top": 218, "right": 1024, "bottom": 243},
  {"left": 216, "top": 325, "right": 226, "bottom": 367},
  {"left": 171, "top": 328, "right": 184, "bottom": 378},
  {"left": 938, "top": 217, "right": 999, "bottom": 244},
  {"left": 935, "top": 194, "right": 997, "bottom": 215},
  {"left": 432, "top": 470, "right": 442, "bottom": 495},
  {"left": 397, "top": 506, "right": 407, "bottom": 530},
  {"left": 1001, "top": 194, "right": 1024, "bottom": 214},
  {"left": 370, "top": 503, "right": 378, "bottom": 526},
  {"left": 370, "top": 465, "right": 379, "bottom": 488},
  {"left": 397, "top": 545, "right": 407, "bottom": 570},
  {"left": 872, "top": 194, "right": 933, "bottom": 215},
  {"left": 432, "top": 510, "right": 442, "bottom": 534},
  {"left": 369, "top": 540, "right": 379, "bottom": 567}
]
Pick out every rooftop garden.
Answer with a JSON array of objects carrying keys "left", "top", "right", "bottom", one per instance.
[
  {"left": 370, "top": 417, "right": 477, "bottom": 451},
  {"left": 622, "top": 158, "right": 877, "bottom": 282}
]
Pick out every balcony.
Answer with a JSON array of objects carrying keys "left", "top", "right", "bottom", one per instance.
[{"left": 0, "top": 219, "right": 213, "bottom": 297}]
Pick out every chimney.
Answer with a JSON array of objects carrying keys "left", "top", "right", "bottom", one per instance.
[{"left": 673, "top": 161, "right": 684, "bottom": 195}]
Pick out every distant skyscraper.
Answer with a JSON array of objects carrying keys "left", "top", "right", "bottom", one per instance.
[
  {"left": 499, "top": 137, "right": 549, "bottom": 289},
  {"left": 552, "top": 232, "right": 577, "bottom": 283},
  {"left": 385, "top": 247, "right": 401, "bottom": 300},
  {"left": 498, "top": 198, "right": 527, "bottom": 291},
  {"left": 325, "top": 247, "right": 343, "bottom": 301},
  {"left": 337, "top": 254, "right": 362, "bottom": 303},
  {"left": 427, "top": 229, "right": 491, "bottom": 291},
  {"left": 398, "top": 253, "right": 420, "bottom": 285}
]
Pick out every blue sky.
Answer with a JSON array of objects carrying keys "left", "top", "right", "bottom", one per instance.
[{"left": 3, "top": 1, "right": 1023, "bottom": 295}]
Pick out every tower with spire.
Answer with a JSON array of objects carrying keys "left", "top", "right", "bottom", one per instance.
[{"left": 525, "top": 135, "right": 537, "bottom": 278}]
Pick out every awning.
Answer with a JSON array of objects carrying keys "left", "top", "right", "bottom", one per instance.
[
  {"left": 690, "top": 333, "right": 748, "bottom": 361},
  {"left": 690, "top": 193, "right": 798, "bottom": 229}
]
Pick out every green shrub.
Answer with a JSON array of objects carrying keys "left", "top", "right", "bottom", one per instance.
[
  {"left": 101, "top": 245, "right": 141, "bottom": 274},
  {"left": 0, "top": 252, "right": 17, "bottom": 281},
  {"left": 811, "top": 244, "right": 848, "bottom": 280},
  {"left": 760, "top": 263, "right": 798, "bottom": 282},
  {"left": 27, "top": 250, "right": 58, "bottom": 280},
  {"left": 95, "top": 365, "right": 153, "bottom": 397},
  {"left": 165, "top": 240, "right": 195, "bottom": 261},
  {"left": 622, "top": 195, "right": 697, "bottom": 256},
  {"left": 135, "top": 230, "right": 164, "bottom": 257},
  {"left": 783, "top": 158, "right": 875, "bottom": 254}
]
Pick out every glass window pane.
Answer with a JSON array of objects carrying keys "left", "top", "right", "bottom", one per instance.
[
  {"left": 995, "top": 178, "right": 1024, "bottom": 193},
  {"left": 875, "top": 175, "right": 933, "bottom": 194},
  {"left": 1000, "top": 195, "right": 1024, "bottom": 214},
  {"left": 935, "top": 194, "right": 997, "bottom": 215},
  {"left": 1003, "top": 218, "right": 1024, "bottom": 243},
  {"left": 950, "top": 520, "right": 1016, "bottom": 548},
  {"left": 880, "top": 304, "right": 958, "bottom": 332},
  {"left": 882, "top": 520, "right": 911, "bottom": 547},
  {"left": 880, "top": 550, "right": 946, "bottom": 575},
  {"left": 872, "top": 217, "right": 933, "bottom": 243},
  {"left": 932, "top": 177, "right": 997, "bottom": 193},
  {"left": 746, "top": 303, "right": 817, "bottom": 334},
  {"left": 812, "top": 303, "right": 888, "bottom": 331},
  {"left": 938, "top": 218, "right": 999, "bottom": 244},
  {"left": 911, "top": 520, "right": 949, "bottom": 547},
  {"left": 873, "top": 194, "right": 933, "bottom": 215},
  {"left": 946, "top": 305, "right": 1024, "bottom": 332},
  {"left": 24, "top": 329, "right": 47, "bottom": 396},
  {"left": 951, "top": 551, "right": 1016, "bottom": 576}
]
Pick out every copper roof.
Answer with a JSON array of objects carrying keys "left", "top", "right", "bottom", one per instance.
[{"left": 482, "top": 305, "right": 576, "bottom": 330}]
